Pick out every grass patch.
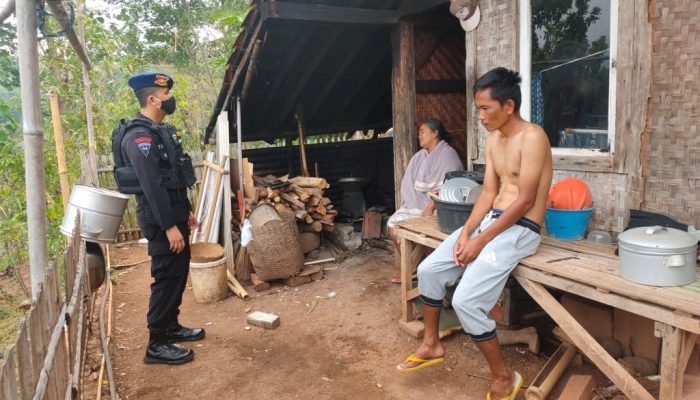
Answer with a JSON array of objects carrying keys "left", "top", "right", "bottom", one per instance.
[{"left": 0, "top": 293, "right": 27, "bottom": 353}]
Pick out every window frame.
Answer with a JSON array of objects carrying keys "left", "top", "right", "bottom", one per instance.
[{"left": 518, "top": 0, "right": 619, "bottom": 172}]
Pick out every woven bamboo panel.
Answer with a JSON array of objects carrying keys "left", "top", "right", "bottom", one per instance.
[
  {"left": 471, "top": 0, "right": 519, "bottom": 161},
  {"left": 642, "top": 0, "right": 700, "bottom": 227},
  {"left": 414, "top": 28, "right": 468, "bottom": 166},
  {"left": 552, "top": 171, "right": 628, "bottom": 234},
  {"left": 415, "top": 29, "right": 465, "bottom": 80}
]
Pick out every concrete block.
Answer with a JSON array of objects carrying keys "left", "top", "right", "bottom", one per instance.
[
  {"left": 246, "top": 311, "right": 280, "bottom": 330},
  {"left": 399, "top": 319, "right": 424, "bottom": 339},
  {"left": 558, "top": 375, "right": 595, "bottom": 400},
  {"left": 561, "top": 294, "right": 612, "bottom": 340},
  {"left": 285, "top": 275, "right": 311, "bottom": 287}
]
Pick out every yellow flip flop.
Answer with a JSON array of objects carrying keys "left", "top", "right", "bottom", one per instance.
[
  {"left": 486, "top": 371, "right": 523, "bottom": 400},
  {"left": 396, "top": 354, "right": 445, "bottom": 373}
]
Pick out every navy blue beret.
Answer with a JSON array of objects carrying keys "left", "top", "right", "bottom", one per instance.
[{"left": 128, "top": 72, "right": 174, "bottom": 91}]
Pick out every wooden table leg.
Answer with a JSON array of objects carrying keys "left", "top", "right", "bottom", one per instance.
[
  {"left": 516, "top": 276, "right": 654, "bottom": 400},
  {"left": 399, "top": 236, "right": 415, "bottom": 323},
  {"left": 655, "top": 322, "right": 697, "bottom": 399}
]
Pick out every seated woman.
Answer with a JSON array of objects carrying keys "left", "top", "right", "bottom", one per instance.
[{"left": 388, "top": 119, "right": 464, "bottom": 283}]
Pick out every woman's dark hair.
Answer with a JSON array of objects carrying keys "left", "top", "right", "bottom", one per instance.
[
  {"left": 473, "top": 67, "right": 522, "bottom": 112},
  {"left": 422, "top": 118, "right": 451, "bottom": 143}
]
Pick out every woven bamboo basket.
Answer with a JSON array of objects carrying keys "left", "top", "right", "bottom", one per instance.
[{"left": 247, "top": 212, "right": 303, "bottom": 281}]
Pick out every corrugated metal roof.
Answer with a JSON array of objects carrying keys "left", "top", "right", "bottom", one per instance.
[{"left": 205, "top": 0, "right": 448, "bottom": 143}]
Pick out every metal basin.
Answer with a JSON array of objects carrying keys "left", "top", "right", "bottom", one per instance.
[{"left": 60, "top": 185, "right": 130, "bottom": 243}]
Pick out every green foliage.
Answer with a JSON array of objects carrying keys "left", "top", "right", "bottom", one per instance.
[{"left": 0, "top": 1, "right": 251, "bottom": 272}]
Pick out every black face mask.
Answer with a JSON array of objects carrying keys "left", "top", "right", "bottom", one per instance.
[{"left": 158, "top": 96, "right": 177, "bottom": 115}]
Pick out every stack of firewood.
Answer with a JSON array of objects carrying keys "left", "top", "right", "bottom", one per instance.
[{"left": 251, "top": 175, "right": 337, "bottom": 232}]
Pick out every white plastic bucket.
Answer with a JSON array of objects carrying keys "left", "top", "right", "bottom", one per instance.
[{"left": 189, "top": 257, "right": 228, "bottom": 303}]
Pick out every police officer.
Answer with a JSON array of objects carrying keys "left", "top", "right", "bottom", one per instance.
[{"left": 118, "top": 72, "right": 204, "bottom": 365}]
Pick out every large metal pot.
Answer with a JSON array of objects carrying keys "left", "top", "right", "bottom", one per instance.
[
  {"left": 60, "top": 185, "right": 130, "bottom": 243},
  {"left": 618, "top": 226, "right": 697, "bottom": 287}
]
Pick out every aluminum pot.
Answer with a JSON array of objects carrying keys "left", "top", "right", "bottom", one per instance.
[
  {"left": 618, "top": 226, "right": 698, "bottom": 287},
  {"left": 60, "top": 185, "right": 130, "bottom": 243}
]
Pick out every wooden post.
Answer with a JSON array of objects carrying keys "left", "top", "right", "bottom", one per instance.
[
  {"left": 49, "top": 93, "right": 70, "bottom": 210},
  {"left": 17, "top": 0, "right": 49, "bottom": 299},
  {"left": 77, "top": 0, "right": 98, "bottom": 186},
  {"left": 295, "top": 109, "right": 309, "bottom": 177},
  {"left": 391, "top": 20, "right": 417, "bottom": 208}
]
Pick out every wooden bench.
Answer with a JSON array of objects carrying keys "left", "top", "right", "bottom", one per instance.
[{"left": 395, "top": 216, "right": 700, "bottom": 400}]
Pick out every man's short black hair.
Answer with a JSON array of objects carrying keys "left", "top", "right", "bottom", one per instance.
[
  {"left": 473, "top": 67, "right": 522, "bottom": 112},
  {"left": 134, "top": 87, "right": 159, "bottom": 107}
]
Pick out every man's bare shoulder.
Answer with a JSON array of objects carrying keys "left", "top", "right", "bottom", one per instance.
[{"left": 521, "top": 123, "right": 549, "bottom": 145}]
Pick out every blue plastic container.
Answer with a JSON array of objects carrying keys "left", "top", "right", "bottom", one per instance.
[{"left": 544, "top": 207, "right": 594, "bottom": 240}]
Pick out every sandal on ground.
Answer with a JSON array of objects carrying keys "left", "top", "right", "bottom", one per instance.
[
  {"left": 485, "top": 371, "right": 523, "bottom": 400},
  {"left": 396, "top": 354, "right": 445, "bottom": 372}
]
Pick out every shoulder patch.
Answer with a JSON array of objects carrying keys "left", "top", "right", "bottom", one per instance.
[{"left": 134, "top": 136, "right": 152, "bottom": 157}]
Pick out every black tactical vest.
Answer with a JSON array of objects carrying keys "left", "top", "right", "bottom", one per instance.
[{"left": 111, "top": 118, "right": 196, "bottom": 195}]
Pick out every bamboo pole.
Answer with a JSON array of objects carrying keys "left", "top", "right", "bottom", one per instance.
[
  {"left": 77, "top": 0, "right": 98, "bottom": 185},
  {"left": 294, "top": 109, "right": 309, "bottom": 177},
  {"left": 49, "top": 93, "right": 71, "bottom": 210},
  {"left": 17, "top": 0, "right": 49, "bottom": 299}
]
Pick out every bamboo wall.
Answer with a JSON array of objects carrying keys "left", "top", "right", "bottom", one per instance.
[
  {"left": 465, "top": 0, "right": 699, "bottom": 233},
  {"left": 642, "top": 0, "right": 700, "bottom": 227},
  {"left": 414, "top": 28, "right": 468, "bottom": 167}
]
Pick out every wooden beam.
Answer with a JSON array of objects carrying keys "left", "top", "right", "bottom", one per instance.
[
  {"left": 261, "top": 1, "right": 399, "bottom": 25},
  {"left": 46, "top": 0, "right": 91, "bottom": 69},
  {"left": 516, "top": 277, "right": 655, "bottom": 400},
  {"left": 399, "top": 0, "right": 448, "bottom": 16},
  {"left": 654, "top": 322, "right": 687, "bottom": 400},
  {"left": 416, "top": 79, "right": 466, "bottom": 93},
  {"left": 391, "top": 21, "right": 417, "bottom": 208}
]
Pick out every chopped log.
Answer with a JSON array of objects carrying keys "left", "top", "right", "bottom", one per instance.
[
  {"left": 322, "top": 223, "right": 335, "bottom": 233},
  {"left": 280, "top": 192, "right": 306, "bottom": 209},
  {"left": 299, "top": 232, "right": 321, "bottom": 253},
  {"left": 298, "top": 221, "right": 322, "bottom": 233},
  {"left": 320, "top": 197, "right": 331, "bottom": 206},
  {"left": 274, "top": 203, "right": 291, "bottom": 213},
  {"left": 250, "top": 273, "right": 270, "bottom": 292},
  {"left": 368, "top": 238, "right": 393, "bottom": 252},
  {"left": 321, "top": 214, "right": 335, "bottom": 225},
  {"left": 304, "top": 214, "right": 314, "bottom": 224},
  {"left": 290, "top": 176, "right": 328, "bottom": 188},
  {"left": 273, "top": 196, "right": 281, "bottom": 203},
  {"left": 315, "top": 203, "right": 327, "bottom": 216},
  {"left": 326, "top": 209, "right": 338, "bottom": 215},
  {"left": 294, "top": 210, "right": 309, "bottom": 220},
  {"left": 295, "top": 186, "right": 323, "bottom": 198},
  {"left": 291, "top": 184, "right": 310, "bottom": 202},
  {"left": 308, "top": 196, "right": 321, "bottom": 206},
  {"left": 311, "top": 213, "right": 323, "bottom": 221}
]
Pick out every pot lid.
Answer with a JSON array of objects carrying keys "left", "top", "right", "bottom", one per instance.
[
  {"left": 439, "top": 178, "right": 481, "bottom": 203},
  {"left": 618, "top": 226, "right": 697, "bottom": 250}
]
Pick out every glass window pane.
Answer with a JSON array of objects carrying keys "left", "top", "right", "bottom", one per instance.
[{"left": 531, "top": 0, "right": 611, "bottom": 149}]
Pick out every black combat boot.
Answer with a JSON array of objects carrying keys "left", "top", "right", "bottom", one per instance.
[
  {"left": 165, "top": 321, "right": 205, "bottom": 343},
  {"left": 144, "top": 330, "right": 194, "bottom": 365}
]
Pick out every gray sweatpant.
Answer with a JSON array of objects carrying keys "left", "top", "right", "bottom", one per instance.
[{"left": 417, "top": 210, "right": 541, "bottom": 341}]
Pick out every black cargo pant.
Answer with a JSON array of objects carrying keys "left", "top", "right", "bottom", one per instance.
[{"left": 141, "top": 222, "right": 190, "bottom": 334}]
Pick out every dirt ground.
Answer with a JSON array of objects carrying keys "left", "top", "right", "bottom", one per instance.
[{"left": 106, "top": 244, "right": 555, "bottom": 400}]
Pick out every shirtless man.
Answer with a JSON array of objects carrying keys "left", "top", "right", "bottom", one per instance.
[{"left": 397, "top": 67, "right": 552, "bottom": 400}]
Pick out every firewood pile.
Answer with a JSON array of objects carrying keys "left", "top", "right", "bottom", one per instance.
[{"left": 251, "top": 175, "right": 337, "bottom": 232}]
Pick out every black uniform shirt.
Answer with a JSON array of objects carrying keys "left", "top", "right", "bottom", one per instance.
[{"left": 121, "top": 113, "right": 189, "bottom": 231}]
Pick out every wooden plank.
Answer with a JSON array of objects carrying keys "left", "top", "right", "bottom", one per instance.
[
  {"left": 513, "top": 266, "right": 700, "bottom": 334},
  {"left": 521, "top": 246, "right": 700, "bottom": 315},
  {"left": 516, "top": 277, "right": 654, "bottom": 400},
  {"left": 261, "top": 1, "right": 399, "bottom": 25},
  {"left": 1, "top": 346, "right": 18, "bottom": 400},
  {"left": 16, "top": 319, "right": 35, "bottom": 399},
  {"left": 465, "top": 28, "right": 478, "bottom": 169},
  {"left": 391, "top": 20, "right": 417, "bottom": 209},
  {"left": 415, "top": 79, "right": 466, "bottom": 93},
  {"left": 654, "top": 322, "right": 683, "bottom": 400},
  {"left": 399, "top": 237, "right": 415, "bottom": 322},
  {"left": 395, "top": 227, "right": 443, "bottom": 249}
]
